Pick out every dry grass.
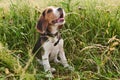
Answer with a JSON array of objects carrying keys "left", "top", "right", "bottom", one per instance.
[{"left": 0, "top": 0, "right": 120, "bottom": 79}]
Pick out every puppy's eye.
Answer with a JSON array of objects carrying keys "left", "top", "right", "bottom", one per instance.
[
  {"left": 47, "top": 9, "right": 52, "bottom": 13},
  {"left": 52, "top": 20, "right": 57, "bottom": 24}
]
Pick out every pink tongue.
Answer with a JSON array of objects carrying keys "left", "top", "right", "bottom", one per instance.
[{"left": 57, "top": 18, "right": 64, "bottom": 22}]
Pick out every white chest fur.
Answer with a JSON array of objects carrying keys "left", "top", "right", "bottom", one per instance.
[
  {"left": 51, "top": 25, "right": 58, "bottom": 34},
  {"left": 42, "top": 37, "right": 63, "bottom": 61}
]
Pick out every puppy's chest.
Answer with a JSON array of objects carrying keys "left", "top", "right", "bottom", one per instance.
[{"left": 43, "top": 37, "right": 60, "bottom": 53}]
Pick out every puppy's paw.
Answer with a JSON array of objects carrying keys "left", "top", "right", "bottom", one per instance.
[
  {"left": 45, "top": 70, "right": 54, "bottom": 78},
  {"left": 45, "top": 73, "right": 53, "bottom": 78},
  {"left": 65, "top": 65, "right": 74, "bottom": 71},
  {"left": 51, "top": 67, "right": 56, "bottom": 73}
]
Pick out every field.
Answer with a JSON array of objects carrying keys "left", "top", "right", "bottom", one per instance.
[{"left": 0, "top": 0, "right": 120, "bottom": 79}]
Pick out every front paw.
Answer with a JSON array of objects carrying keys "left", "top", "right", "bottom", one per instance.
[
  {"left": 45, "top": 70, "right": 54, "bottom": 78},
  {"left": 65, "top": 65, "right": 74, "bottom": 71},
  {"left": 51, "top": 67, "right": 56, "bottom": 73}
]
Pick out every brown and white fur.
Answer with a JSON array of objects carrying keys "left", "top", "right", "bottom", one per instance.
[{"left": 32, "top": 6, "right": 74, "bottom": 77}]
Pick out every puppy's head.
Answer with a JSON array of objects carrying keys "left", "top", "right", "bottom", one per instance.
[{"left": 36, "top": 6, "right": 65, "bottom": 34}]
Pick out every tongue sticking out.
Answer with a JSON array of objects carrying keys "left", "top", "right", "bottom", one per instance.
[{"left": 57, "top": 18, "right": 64, "bottom": 23}]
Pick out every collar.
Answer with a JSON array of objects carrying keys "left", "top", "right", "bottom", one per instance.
[
  {"left": 41, "top": 32, "right": 58, "bottom": 37},
  {"left": 40, "top": 32, "right": 61, "bottom": 46},
  {"left": 54, "top": 32, "right": 61, "bottom": 46}
]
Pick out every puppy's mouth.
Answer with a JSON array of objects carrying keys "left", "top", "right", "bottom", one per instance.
[{"left": 52, "top": 13, "right": 64, "bottom": 24}]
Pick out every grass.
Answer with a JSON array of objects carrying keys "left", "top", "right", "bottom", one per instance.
[{"left": 0, "top": 0, "right": 120, "bottom": 79}]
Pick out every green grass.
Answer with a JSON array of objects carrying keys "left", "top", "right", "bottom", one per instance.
[{"left": 0, "top": 0, "right": 120, "bottom": 79}]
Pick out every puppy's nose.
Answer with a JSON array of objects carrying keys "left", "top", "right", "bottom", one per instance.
[{"left": 57, "top": 8, "right": 62, "bottom": 11}]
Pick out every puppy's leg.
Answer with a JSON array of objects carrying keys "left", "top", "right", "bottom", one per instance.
[
  {"left": 54, "top": 56, "right": 60, "bottom": 63},
  {"left": 42, "top": 52, "right": 51, "bottom": 72},
  {"left": 42, "top": 52, "right": 54, "bottom": 77},
  {"left": 59, "top": 39, "right": 74, "bottom": 71},
  {"left": 42, "top": 42, "right": 56, "bottom": 74},
  {"left": 59, "top": 48, "right": 69, "bottom": 67}
]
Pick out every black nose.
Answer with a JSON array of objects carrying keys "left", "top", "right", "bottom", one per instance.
[{"left": 57, "top": 8, "right": 62, "bottom": 11}]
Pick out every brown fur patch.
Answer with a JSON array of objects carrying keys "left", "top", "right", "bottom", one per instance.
[
  {"left": 58, "top": 25, "right": 63, "bottom": 29},
  {"left": 45, "top": 8, "right": 57, "bottom": 24},
  {"left": 36, "top": 16, "right": 48, "bottom": 34}
]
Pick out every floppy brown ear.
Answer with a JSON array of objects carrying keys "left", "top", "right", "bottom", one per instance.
[
  {"left": 58, "top": 25, "right": 63, "bottom": 29},
  {"left": 36, "top": 12, "right": 48, "bottom": 34}
]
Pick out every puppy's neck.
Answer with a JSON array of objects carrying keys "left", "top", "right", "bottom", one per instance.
[{"left": 50, "top": 25, "right": 58, "bottom": 34}]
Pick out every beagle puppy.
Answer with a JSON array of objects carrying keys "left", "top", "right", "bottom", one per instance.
[{"left": 32, "top": 6, "right": 74, "bottom": 77}]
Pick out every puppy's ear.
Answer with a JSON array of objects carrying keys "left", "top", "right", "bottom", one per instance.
[
  {"left": 36, "top": 10, "right": 48, "bottom": 34},
  {"left": 58, "top": 25, "right": 63, "bottom": 29}
]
